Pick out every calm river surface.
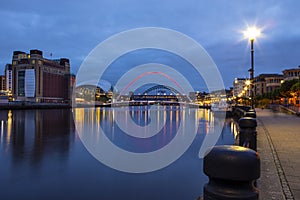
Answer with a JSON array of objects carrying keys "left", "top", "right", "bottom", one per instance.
[{"left": 0, "top": 106, "right": 236, "bottom": 200}]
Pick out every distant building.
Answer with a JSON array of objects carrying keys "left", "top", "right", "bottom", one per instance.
[
  {"left": 254, "top": 74, "right": 283, "bottom": 96},
  {"left": 233, "top": 78, "right": 248, "bottom": 98},
  {"left": 5, "top": 64, "right": 13, "bottom": 93},
  {"left": 282, "top": 66, "right": 300, "bottom": 81},
  {"left": 0, "top": 75, "right": 5, "bottom": 92},
  {"left": 12, "top": 49, "right": 71, "bottom": 103},
  {"left": 70, "top": 74, "right": 76, "bottom": 103}
]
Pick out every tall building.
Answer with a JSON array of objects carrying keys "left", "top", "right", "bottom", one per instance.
[
  {"left": 70, "top": 73, "right": 76, "bottom": 103},
  {"left": 0, "top": 75, "right": 6, "bottom": 92},
  {"left": 282, "top": 66, "right": 300, "bottom": 81},
  {"left": 254, "top": 74, "right": 283, "bottom": 96},
  {"left": 233, "top": 78, "right": 248, "bottom": 98},
  {"left": 5, "top": 64, "right": 13, "bottom": 93},
  {"left": 12, "top": 49, "right": 71, "bottom": 103}
]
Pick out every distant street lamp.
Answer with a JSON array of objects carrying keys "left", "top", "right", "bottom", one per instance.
[
  {"left": 244, "top": 27, "right": 261, "bottom": 108},
  {"left": 245, "top": 79, "right": 251, "bottom": 104}
]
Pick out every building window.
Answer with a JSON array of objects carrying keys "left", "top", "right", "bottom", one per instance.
[{"left": 18, "top": 71, "right": 25, "bottom": 96}]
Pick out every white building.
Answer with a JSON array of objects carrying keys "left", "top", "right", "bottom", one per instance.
[
  {"left": 233, "top": 78, "right": 250, "bottom": 98},
  {"left": 5, "top": 64, "right": 13, "bottom": 93}
]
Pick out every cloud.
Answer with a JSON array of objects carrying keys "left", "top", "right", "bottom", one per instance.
[{"left": 0, "top": 0, "right": 300, "bottom": 89}]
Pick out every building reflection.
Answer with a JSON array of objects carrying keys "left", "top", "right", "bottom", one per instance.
[
  {"left": 73, "top": 106, "right": 235, "bottom": 153},
  {"left": 74, "top": 106, "right": 227, "bottom": 137},
  {"left": 0, "top": 106, "right": 236, "bottom": 200},
  {"left": 0, "top": 109, "right": 75, "bottom": 168}
]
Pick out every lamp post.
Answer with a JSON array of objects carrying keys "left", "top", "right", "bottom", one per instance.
[{"left": 244, "top": 27, "right": 261, "bottom": 108}]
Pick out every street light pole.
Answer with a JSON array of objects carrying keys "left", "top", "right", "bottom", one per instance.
[
  {"left": 250, "top": 38, "right": 254, "bottom": 108},
  {"left": 244, "top": 26, "right": 261, "bottom": 109}
]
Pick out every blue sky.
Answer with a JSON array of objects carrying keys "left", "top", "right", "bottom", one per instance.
[{"left": 1, "top": 0, "right": 300, "bottom": 90}]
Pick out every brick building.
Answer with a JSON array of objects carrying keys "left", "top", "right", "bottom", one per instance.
[
  {"left": 254, "top": 74, "right": 283, "bottom": 96},
  {"left": 12, "top": 49, "right": 71, "bottom": 103}
]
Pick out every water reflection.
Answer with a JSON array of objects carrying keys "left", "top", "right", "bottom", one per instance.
[
  {"left": 0, "top": 109, "right": 76, "bottom": 200},
  {"left": 75, "top": 106, "right": 219, "bottom": 153},
  {"left": 2, "top": 110, "right": 74, "bottom": 164},
  {"left": 0, "top": 107, "right": 235, "bottom": 200}
]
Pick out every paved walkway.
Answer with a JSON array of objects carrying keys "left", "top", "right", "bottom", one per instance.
[{"left": 256, "top": 108, "right": 300, "bottom": 200}]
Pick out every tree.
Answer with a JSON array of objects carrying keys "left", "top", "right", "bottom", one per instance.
[
  {"left": 280, "top": 79, "right": 298, "bottom": 97},
  {"left": 271, "top": 88, "right": 281, "bottom": 99},
  {"left": 290, "top": 81, "right": 300, "bottom": 104},
  {"left": 291, "top": 82, "right": 300, "bottom": 93}
]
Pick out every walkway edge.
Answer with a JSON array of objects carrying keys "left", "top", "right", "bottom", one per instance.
[{"left": 258, "top": 118, "right": 294, "bottom": 200}]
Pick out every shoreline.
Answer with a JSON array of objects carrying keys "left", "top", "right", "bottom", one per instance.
[
  {"left": 0, "top": 103, "right": 71, "bottom": 110},
  {"left": 0, "top": 102, "right": 211, "bottom": 110}
]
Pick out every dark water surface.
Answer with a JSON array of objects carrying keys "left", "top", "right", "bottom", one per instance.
[{"left": 0, "top": 107, "right": 236, "bottom": 200}]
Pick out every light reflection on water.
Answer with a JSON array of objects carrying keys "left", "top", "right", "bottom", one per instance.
[{"left": 0, "top": 106, "right": 235, "bottom": 200}]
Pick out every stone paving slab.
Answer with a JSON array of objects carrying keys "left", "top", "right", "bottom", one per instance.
[
  {"left": 256, "top": 118, "right": 285, "bottom": 200},
  {"left": 256, "top": 108, "right": 300, "bottom": 200}
]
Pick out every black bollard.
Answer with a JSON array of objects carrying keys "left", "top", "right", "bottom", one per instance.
[
  {"left": 238, "top": 117, "right": 257, "bottom": 151},
  {"left": 203, "top": 145, "right": 260, "bottom": 200},
  {"left": 248, "top": 109, "right": 255, "bottom": 112},
  {"left": 244, "top": 111, "right": 256, "bottom": 118},
  {"left": 233, "top": 108, "right": 245, "bottom": 120}
]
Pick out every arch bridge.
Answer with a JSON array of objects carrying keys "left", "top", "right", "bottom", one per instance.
[{"left": 131, "top": 85, "right": 190, "bottom": 102}]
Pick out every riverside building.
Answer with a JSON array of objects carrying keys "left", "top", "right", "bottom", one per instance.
[
  {"left": 283, "top": 66, "right": 300, "bottom": 81},
  {"left": 5, "top": 64, "right": 13, "bottom": 93},
  {"left": 12, "top": 49, "right": 71, "bottom": 104},
  {"left": 254, "top": 74, "right": 283, "bottom": 96}
]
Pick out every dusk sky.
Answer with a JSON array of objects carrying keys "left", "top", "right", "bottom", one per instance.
[{"left": 1, "top": 0, "right": 300, "bottom": 89}]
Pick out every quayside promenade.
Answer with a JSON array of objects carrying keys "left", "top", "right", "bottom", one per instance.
[{"left": 257, "top": 108, "right": 300, "bottom": 200}]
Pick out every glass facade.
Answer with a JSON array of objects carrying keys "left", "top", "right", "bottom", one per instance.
[{"left": 18, "top": 70, "right": 25, "bottom": 96}]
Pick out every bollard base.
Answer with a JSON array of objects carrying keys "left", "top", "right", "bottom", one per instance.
[
  {"left": 204, "top": 179, "right": 258, "bottom": 200},
  {"left": 203, "top": 145, "right": 260, "bottom": 200}
]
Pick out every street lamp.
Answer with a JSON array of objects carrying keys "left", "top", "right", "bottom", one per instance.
[
  {"left": 244, "top": 27, "right": 261, "bottom": 108},
  {"left": 245, "top": 79, "right": 251, "bottom": 103}
]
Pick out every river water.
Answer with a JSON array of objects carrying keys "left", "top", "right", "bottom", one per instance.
[{"left": 0, "top": 106, "right": 237, "bottom": 200}]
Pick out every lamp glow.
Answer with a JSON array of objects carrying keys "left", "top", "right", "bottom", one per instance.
[
  {"left": 245, "top": 80, "right": 251, "bottom": 86},
  {"left": 244, "top": 27, "right": 261, "bottom": 41}
]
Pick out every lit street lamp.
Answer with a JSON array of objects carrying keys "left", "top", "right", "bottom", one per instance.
[
  {"left": 245, "top": 79, "right": 251, "bottom": 104},
  {"left": 244, "top": 27, "right": 261, "bottom": 108}
]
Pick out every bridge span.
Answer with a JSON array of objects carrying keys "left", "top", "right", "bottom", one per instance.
[{"left": 77, "top": 100, "right": 210, "bottom": 109}]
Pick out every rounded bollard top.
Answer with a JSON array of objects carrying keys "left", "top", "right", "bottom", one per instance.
[
  {"left": 238, "top": 117, "right": 257, "bottom": 128},
  {"left": 204, "top": 145, "right": 260, "bottom": 181},
  {"left": 248, "top": 109, "right": 256, "bottom": 113},
  {"left": 244, "top": 111, "right": 257, "bottom": 118}
]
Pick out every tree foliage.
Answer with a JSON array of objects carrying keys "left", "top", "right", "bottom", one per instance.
[
  {"left": 291, "top": 82, "right": 300, "bottom": 93},
  {"left": 255, "top": 88, "right": 281, "bottom": 100},
  {"left": 255, "top": 78, "right": 300, "bottom": 103},
  {"left": 280, "top": 79, "right": 298, "bottom": 97}
]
